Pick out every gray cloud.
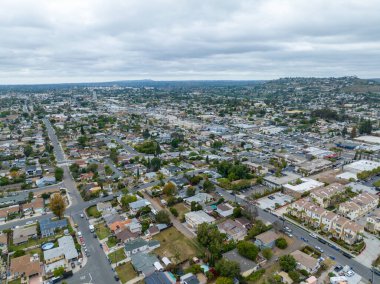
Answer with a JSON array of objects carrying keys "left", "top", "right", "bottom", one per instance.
[{"left": 0, "top": 0, "right": 379, "bottom": 83}]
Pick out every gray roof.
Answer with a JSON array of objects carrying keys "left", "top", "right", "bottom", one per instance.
[
  {"left": 124, "top": 238, "right": 147, "bottom": 252},
  {"left": 223, "top": 248, "right": 257, "bottom": 273},
  {"left": 39, "top": 218, "right": 67, "bottom": 234},
  {"left": 130, "top": 199, "right": 150, "bottom": 210},
  {"left": 131, "top": 253, "right": 159, "bottom": 276},
  {"left": 145, "top": 272, "right": 173, "bottom": 284},
  {"left": 44, "top": 236, "right": 78, "bottom": 261}
]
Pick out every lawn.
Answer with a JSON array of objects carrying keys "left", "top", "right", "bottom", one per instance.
[
  {"left": 107, "top": 236, "right": 118, "bottom": 248},
  {"left": 115, "top": 262, "right": 138, "bottom": 283},
  {"left": 249, "top": 263, "right": 281, "bottom": 284},
  {"left": 8, "top": 278, "right": 21, "bottom": 284},
  {"left": 95, "top": 223, "right": 111, "bottom": 240},
  {"left": 108, "top": 248, "right": 126, "bottom": 264},
  {"left": 172, "top": 203, "right": 190, "bottom": 217},
  {"left": 86, "top": 205, "right": 101, "bottom": 218},
  {"left": 9, "top": 235, "right": 59, "bottom": 252},
  {"left": 153, "top": 227, "right": 201, "bottom": 264}
]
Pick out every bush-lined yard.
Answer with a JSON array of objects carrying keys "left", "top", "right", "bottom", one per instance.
[
  {"left": 95, "top": 223, "right": 111, "bottom": 240},
  {"left": 108, "top": 248, "right": 126, "bottom": 264}
]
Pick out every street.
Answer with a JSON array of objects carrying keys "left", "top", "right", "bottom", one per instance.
[{"left": 43, "top": 118, "right": 116, "bottom": 284}]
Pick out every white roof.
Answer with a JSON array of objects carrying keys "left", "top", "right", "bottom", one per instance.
[
  {"left": 354, "top": 135, "right": 380, "bottom": 144},
  {"left": 284, "top": 178, "right": 324, "bottom": 193},
  {"left": 336, "top": 172, "right": 357, "bottom": 181},
  {"left": 345, "top": 160, "right": 380, "bottom": 172},
  {"left": 185, "top": 211, "right": 215, "bottom": 225}
]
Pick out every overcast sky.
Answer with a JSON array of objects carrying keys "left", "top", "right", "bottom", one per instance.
[{"left": 1, "top": 0, "right": 379, "bottom": 84}]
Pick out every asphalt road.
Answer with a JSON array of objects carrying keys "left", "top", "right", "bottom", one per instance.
[
  {"left": 43, "top": 118, "right": 116, "bottom": 284},
  {"left": 214, "top": 187, "right": 380, "bottom": 283}
]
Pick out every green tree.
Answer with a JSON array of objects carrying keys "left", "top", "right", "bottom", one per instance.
[
  {"left": 203, "top": 179, "right": 215, "bottom": 192},
  {"left": 110, "top": 148, "right": 118, "bottom": 164},
  {"left": 150, "top": 157, "right": 161, "bottom": 172},
  {"left": 237, "top": 241, "right": 259, "bottom": 261},
  {"left": 279, "top": 255, "right": 297, "bottom": 272},
  {"left": 14, "top": 250, "right": 26, "bottom": 257},
  {"left": 262, "top": 247, "right": 273, "bottom": 260},
  {"left": 155, "top": 210, "right": 171, "bottom": 224},
  {"left": 233, "top": 207, "right": 242, "bottom": 218},
  {"left": 163, "top": 182, "right": 177, "bottom": 196},
  {"left": 275, "top": 237, "right": 288, "bottom": 249},
  {"left": 77, "top": 135, "right": 88, "bottom": 147},
  {"left": 186, "top": 186, "right": 196, "bottom": 197},
  {"left": 121, "top": 194, "right": 137, "bottom": 209},
  {"left": 169, "top": 207, "right": 178, "bottom": 217},
  {"left": 54, "top": 167, "right": 64, "bottom": 182},
  {"left": 23, "top": 145, "right": 33, "bottom": 157},
  {"left": 50, "top": 193, "right": 66, "bottom": 219},
  {"left": 215, "top": 259, "right": 240, "bottom": 279}
]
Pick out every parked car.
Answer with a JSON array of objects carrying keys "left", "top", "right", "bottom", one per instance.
[
  {"left": 71, "top": 262, "right": 75, "bottom": 269},
  {"left": 309, "top": 233, "right": 317, "bottom": 238},
  {"left": 315, "top": 246, "right": 324, "bottom": 253},
  {"left": 334, "top": 265, "right": 343, "bottom": 272}
]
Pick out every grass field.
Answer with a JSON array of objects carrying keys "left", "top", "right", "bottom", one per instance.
[
  {"left": 153, "top": 227, "right": 201, "bottom": 264},
  {"left": 108, "top": 248, "right": 126, "bottom": 264},
  {"left": 115, "top": 262, "right": 137, "bottom": 283},
  {"left": 95, "top": 223, "right": 111, "bottom": 240},
  {"left": 107, "top": 236, "right": 118, "bottom": 248},
  {"left": 86, "top": 205, "right": 101, "bottom": 218},
  {"left": 172, "top": 203, "right": 190, "bottom": 217},
  {"left": 8, "top": 278, "right": 21, "bottom": 284}
]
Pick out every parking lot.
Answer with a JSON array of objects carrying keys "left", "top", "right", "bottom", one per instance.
[{"left": 255, "top": 192, "right": 293, "bottom": 211}]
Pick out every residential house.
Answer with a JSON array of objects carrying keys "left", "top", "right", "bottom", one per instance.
[
  {"left": 44, "top": 236, "right": 78, "bottom": 265},
  {"left": 0, "top": 205, "right": 20, "bottom": 222},
  {"left": 216, "top": 203, "right": 234, "bottom": 217},
  {"left": 217, "top": 219, "right": 247, "bottom": 241},
  {"left": 9, "top": 255, "right": 42, "bottom": 281},
  {"left": 39, "top": 218, "right": 68, "bottom": 237},
  {"left": 180, "top": 273, "right": 200, "bottom": 284},
  {"left": 310, "top": 183, "right": 345, "bottom": 208},
  {"left": 145, "top": 272, "right": 176, "bottom": 284},
  {"left": 13, "top": 225, "right": 37, "bottom": 245},
  {"left": 339, "top": 192, "right": 378, "bottom": 220},
  {"left": 23, "top": 198, "right": 45, "bottom": 215},
  {"left": 185, "top": 211, "right": 215, "bottom": 230},
  {"left": 254, "top": 230, "right": 278, "bottom": 249},
  {"left": 223, "top": 249, "right": 260, "bottom": 277},
  {"left": 366, "top": 208, "right": 380, "bottom": 233},
  {"left": 290, "top": 250, "right": 320, "bottom": 274},
  {"left": 184, "top": 193, "right": 213, "bottom": 205},
  {"left": 264, "top": 171, "right": 301, "bottom": 189},
  {"left": 129, "top": 199, "right": 151, "bottom": 213},
  {"left": 109, "top": 219, "right": 132, "bottom": 233},
  {"left": 320, "top": 211, "right": 338, "bottom": 232},
  {"left": 341, "top": 221, "right": 364, "bottom": 245},
  {"left": 131, "top": 253, "right": 160, "bottom": 277},
  {"left": 115, "top": 228, "right": 139, "bottom": 243},
  {"left": 124, "top": 238, "right": 160, "bottom": 257},
  {"left": 96, "top": 201, "right": 113, "bottom": 213}
]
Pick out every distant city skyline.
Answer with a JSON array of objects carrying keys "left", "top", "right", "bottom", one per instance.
[{"left": 1, "top": 0, "right": 379, "bottom": 84}]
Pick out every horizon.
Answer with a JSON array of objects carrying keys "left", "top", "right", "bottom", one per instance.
[{"left": 1, "top": 0, "right": 380, "bottom": 84}]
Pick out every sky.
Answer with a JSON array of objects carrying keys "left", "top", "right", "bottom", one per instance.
[{"left": 1, "top": 0, "right": 380, "bottom": 84}]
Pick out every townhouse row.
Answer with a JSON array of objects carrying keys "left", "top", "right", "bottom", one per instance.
[{"left": 287, "top": 199, "right": 364, "bottom": 245}]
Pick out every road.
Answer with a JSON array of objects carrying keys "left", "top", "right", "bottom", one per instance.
[
  {"left": 214, "top": 187, "right": 380, "bottom": 283},
  {"left": 43, "top": 118, "right": 116, "bottom": 284}
]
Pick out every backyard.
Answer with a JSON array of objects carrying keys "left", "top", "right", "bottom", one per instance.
[
  {"left": 153, "top": 227, "right": 202, "bottom": 264},
  {"left": 108, "top": 248, "right": 126, "bottom": 264},
  {"left": 115, "top": 262, "right": 138, "bottom": 283},
  {"left": 172, "top": 202, "right": 190, "bottom": 217}
]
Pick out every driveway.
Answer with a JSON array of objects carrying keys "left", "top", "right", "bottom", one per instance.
[{"left": 354, "top": 232, "right": 380, "bottom": 268}]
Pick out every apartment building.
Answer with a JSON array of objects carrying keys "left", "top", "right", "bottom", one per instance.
[
  {"left": 310, "top": 183, "right": 345, "bottom": 208},
  {"left": 338, "top": 192, "right": 378, "bottom": 220}
]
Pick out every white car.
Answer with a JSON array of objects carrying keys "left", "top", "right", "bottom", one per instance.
[
  {"left": 346, "top": 270, "right": 355, "bottom": 277},
  {"left": 315, "top": 246, "right": 324, "bottom": 253},
  {"left": 309, "top": 233, "right": 317, "bottom": 238},
  {"left": 77, "top": 231, "right": 82, "bottom": 237},
  {"left": 80, "top": 213, "right": 84, "bottom": 218}
]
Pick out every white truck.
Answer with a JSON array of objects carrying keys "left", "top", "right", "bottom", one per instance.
[{"left": 89, "top": 224, "right": 95, "bottom": 233}]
